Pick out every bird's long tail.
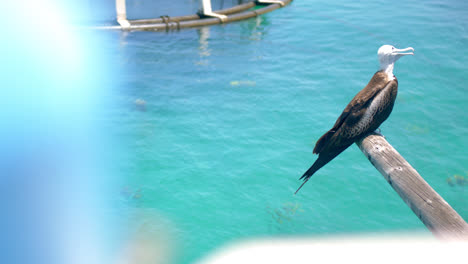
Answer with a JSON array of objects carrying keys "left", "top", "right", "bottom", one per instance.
[
  {"left": 294, "top": 178, "right": 310, "bottom": 195},
  {"left": 295, "top": 144, "right": 352, "bottom": 194},
  {"left": 294, "top": 155, "right": 329, "bottom": 194}
]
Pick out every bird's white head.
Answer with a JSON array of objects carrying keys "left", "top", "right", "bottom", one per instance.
[{"left": 377, "top": 45, "right": 414, "bottom": 79}]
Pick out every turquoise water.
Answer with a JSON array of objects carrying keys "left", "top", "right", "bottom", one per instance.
[{"left": 99, "top": 1, "right": 468, "bottom": 263}]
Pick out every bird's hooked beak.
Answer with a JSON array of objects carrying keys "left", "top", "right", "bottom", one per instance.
[{"left": 393, "top": 47, "right": 414, "bottom": 58}]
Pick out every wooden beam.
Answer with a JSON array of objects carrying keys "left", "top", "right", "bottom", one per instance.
[{"left": 356, "top": 133, "right": 468, "bottom": 239}]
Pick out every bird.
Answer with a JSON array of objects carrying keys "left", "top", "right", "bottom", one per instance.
[{"left": 295, "top": 45, "right": 414, "bottom": 194}]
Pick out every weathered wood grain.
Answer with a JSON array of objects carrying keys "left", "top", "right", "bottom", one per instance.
[{"left": 356, "top": 133, "right": 468, "bottom": 239}]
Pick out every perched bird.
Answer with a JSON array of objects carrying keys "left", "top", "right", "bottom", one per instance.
[{"left": 295, "top": 45, "right": 414, "bottom": 194}]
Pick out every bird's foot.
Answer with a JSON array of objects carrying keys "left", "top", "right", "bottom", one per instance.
[{"left": 374, "top": 128, "right": 385, "bottom": 137}]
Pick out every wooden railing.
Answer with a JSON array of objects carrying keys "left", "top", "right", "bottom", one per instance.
[{"left": 357, "top": 133, "right": 468, "bottom": 239}]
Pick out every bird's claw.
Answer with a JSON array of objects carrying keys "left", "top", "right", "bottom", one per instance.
[{"left": 374, "top": 128, "right": 385, "bottom": 137}]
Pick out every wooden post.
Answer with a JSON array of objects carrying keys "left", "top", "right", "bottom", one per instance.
[
  {"left": 199, "top": 0, "right": 227, "bottom": 22},
  {"left": 116, "top": 0, "right": 130, "bottom": 28},
  {"left": 356, "top": 133, "right": 468, "bottom": 239}
]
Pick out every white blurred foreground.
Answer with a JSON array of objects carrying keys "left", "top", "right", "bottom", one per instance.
[{"left": 197, "top": 234, "right": 468, "bottom": 264}]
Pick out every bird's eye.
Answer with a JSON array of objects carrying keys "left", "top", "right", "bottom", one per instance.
[{"left": 392, "top": 47, "right": 395, "bottom": 50}]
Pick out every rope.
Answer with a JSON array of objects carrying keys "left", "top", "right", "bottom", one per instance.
[{"left": 160, "top": 15, "right": 170, "bottom": 31}]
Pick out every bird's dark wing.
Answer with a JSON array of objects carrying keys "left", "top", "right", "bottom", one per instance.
[{"left": 313, "top": 71, "right": 390, "bottom": 154}]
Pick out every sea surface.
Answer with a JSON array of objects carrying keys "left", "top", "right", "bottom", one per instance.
[{"left": 88, "top": 0, "right": 468, "bottom": 263}]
